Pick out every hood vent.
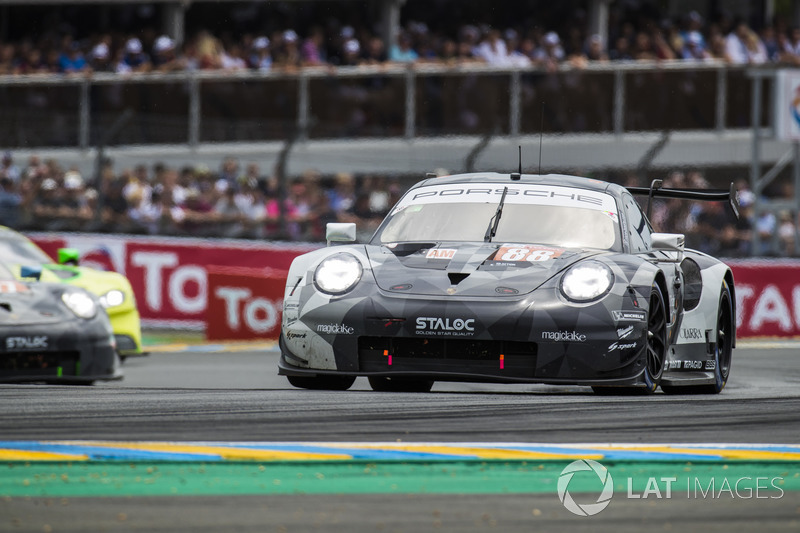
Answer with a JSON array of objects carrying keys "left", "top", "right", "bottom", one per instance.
[{"left": 447, "top": 272, "right": 470, "bottom": 285}]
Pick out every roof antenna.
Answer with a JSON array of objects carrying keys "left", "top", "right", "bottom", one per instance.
[
  {"left": 538, "top": 102, "right": 544, "bottom": 176},
  {"left": 511, "top": 146, "right": 521, "bottom": 180}
]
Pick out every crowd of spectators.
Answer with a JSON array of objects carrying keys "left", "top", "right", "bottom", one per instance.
[
  {"left": 0, "top": 150, "right": 796, "bottom": 257},
  {"left": 4, "top": 9, "right": 800, "bottom": 77},
  {"left": 0, "top": 152, "right": 400, "bottom": 242}
]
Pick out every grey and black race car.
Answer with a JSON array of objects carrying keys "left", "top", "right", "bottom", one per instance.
[
  {"left": 279, "top": 172, "right": 737, "bottom": 394},
  {"left": 0, "top": 263, "right": 121, "bottom": 384}
]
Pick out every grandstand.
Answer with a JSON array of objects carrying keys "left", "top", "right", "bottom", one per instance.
[{"left": 1, "top": 0, "right": 800, "bottom": 255}]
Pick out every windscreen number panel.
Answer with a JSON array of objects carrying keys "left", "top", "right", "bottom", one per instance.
[{"left": 493, "top": 245, "right": 565, "bottom": 263}]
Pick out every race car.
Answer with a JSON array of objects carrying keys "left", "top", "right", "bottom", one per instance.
[
  {"left": 279, "top": 171, "right": 736, "bottom": 394},
  {"left": 0, "top": 226, "right": 143, "bottom": 359},
  {"left": 0, "top": 263, "right": 121, "bottom": 384}
]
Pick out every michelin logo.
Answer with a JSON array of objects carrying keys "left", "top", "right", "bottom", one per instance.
[
  {"left": 612, "top": 310, "right": 646, "bottom": 322},
  {"left": 6, "top": 336, "right": 49, "bottom": 350}
]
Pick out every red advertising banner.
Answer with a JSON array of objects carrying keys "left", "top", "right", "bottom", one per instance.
[
  {"left": 29, "top": 233, "right": 317, "bottom": 329},
  {"left": 206, "top": 266, "right": 286, "bottom": 340},
  {"left": 728, "top": 260, "right": 800, "bottom": 338}
]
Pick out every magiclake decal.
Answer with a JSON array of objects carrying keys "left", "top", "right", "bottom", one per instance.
[
  {"left": 6, "top": 336, "right": 48, "bottom": 350},
  {"left": 316, "top": 324, "right": 355, "bottom": 335},
  {"left": 542, "top": 330, "right": 586, "bottom": 342}
]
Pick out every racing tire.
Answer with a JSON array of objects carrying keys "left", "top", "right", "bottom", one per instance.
[
  {"left": 368, "top": 376, "right": 434, "bottom": 392},
  {"left": 662, "top": 281, "right": 733, "bottom": 395},
  {"left": 287, "top": 375, "right": 356, "bottom": 391},
  {"left": 592, "top": 282, "right": 667, "bottom": 395}
]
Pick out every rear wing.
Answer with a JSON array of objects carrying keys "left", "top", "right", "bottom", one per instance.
[{"left": 627, "top": 180, "right": 739, "bottom": 220}]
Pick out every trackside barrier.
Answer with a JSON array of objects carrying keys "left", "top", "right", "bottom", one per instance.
[
  {"left": 29, "top": 232, "right": 316, "bottom": 329},
  {"left": 206, "top": 266, "right": 286, "bottom": 341},
  {"left": 26, "top": 233, "right": 800, "bottom": 339},
  {"left": 727, "top": 260, "right": 800, "bottom": 338}
]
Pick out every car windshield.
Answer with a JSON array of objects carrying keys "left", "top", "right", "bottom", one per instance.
[
  {"left": 0, "top": 234, "right": 54, "bottom": 265},
  {"left": 374, "top": 182, "right": 622, "bottom": 251}
]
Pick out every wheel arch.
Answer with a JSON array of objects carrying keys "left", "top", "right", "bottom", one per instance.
[
  {"left": 723, "top": 268, "right": 736, "bottom": 348},
  {"left": 652, "top": 269, "right": 671, "bottom": 325}
]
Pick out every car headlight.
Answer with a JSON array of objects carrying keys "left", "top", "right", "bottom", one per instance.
[
  {"left": 314, "top": 253, "right": 363, "bottom": 295},
  {"left": 560, "top": 261, "right": 614, "bottom": 302},
  {"left": 99, "top": 289, "right": 125, "bottom": 308},
  {"left": 62, "top": 291, "right": 98, "bottom": 319}
]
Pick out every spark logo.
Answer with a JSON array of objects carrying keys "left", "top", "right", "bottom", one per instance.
[{"left": 557, "top": 459, "right": 614, "bottom": 516}]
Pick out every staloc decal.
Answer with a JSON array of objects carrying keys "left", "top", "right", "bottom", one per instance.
[
  {"left": 6, "top": 336, "right": 48, "bottom": 350},
  {"left": 415, "top": 317, "right": 475, "bottom": 335}
]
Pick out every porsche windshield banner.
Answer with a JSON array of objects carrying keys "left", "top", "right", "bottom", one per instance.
[{"left": 398, "top": 183, "right": 618, "bottom": 213}]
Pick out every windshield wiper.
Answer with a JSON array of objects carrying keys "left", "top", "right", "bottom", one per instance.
[{"left": 483, "top": 186, "right": 508, "bottom": 243}]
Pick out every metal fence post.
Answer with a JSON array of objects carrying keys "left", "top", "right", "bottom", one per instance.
[
  {"left": 750, "top": 72, "right": 763, "bottom": 255},
  {"left": 298, "top": 72, "right": 309, "bottom": 140},
  {"left": 404, "top": 66, "right": 415, "bottom": 139},
  {"left": 715, "top": 67, "right": 727, "bottom": 133},
  {"left": 79, "top": 79, "right": 90, "bottom": 149},
  {"left": 188, "top": 73, "right": 200, "bottom": 147},
  {"left": 613, "top": 69, "right": 625, "bottom": 135},
  {"left": 510, "top": 70, "right": 521, "bottom": 137}
]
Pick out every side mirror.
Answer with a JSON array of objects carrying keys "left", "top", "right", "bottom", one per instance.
[
  {"left": 20, "top": 265, "right": 42, "bottom": 280},
  {"left": 651, "top": 233, "right": 684, "bottom": 262},
  {"left": 326, "top": 223, "right": 356, "bottom": 246},
  {"left": 57, "top": 248, "right": 80, "bottom": 266}
]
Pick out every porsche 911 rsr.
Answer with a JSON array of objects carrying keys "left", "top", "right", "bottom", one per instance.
[
  {"left": 279, "top": 172, "right": 736, "bottom": 394},
  {"left": 0, "top": 263, "right": 120, "bottom": 384}
]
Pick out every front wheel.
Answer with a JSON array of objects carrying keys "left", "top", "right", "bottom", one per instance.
[
  {"left": 592, "top": 282, "right": 667, "bottom": 395},
  {"left": 644, "top": 282, "right": 668, "bottom": 392},
  {"left": 287, "top": 375, "right": 356, "bottom": 390}
]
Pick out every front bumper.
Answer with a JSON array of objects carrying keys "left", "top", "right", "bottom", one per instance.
[
  {"left": 280, "top": 285, "right": 651, "bottom": 387},
  {"left": 0, "top": 323, "right": 121, "bottom": 384}
]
